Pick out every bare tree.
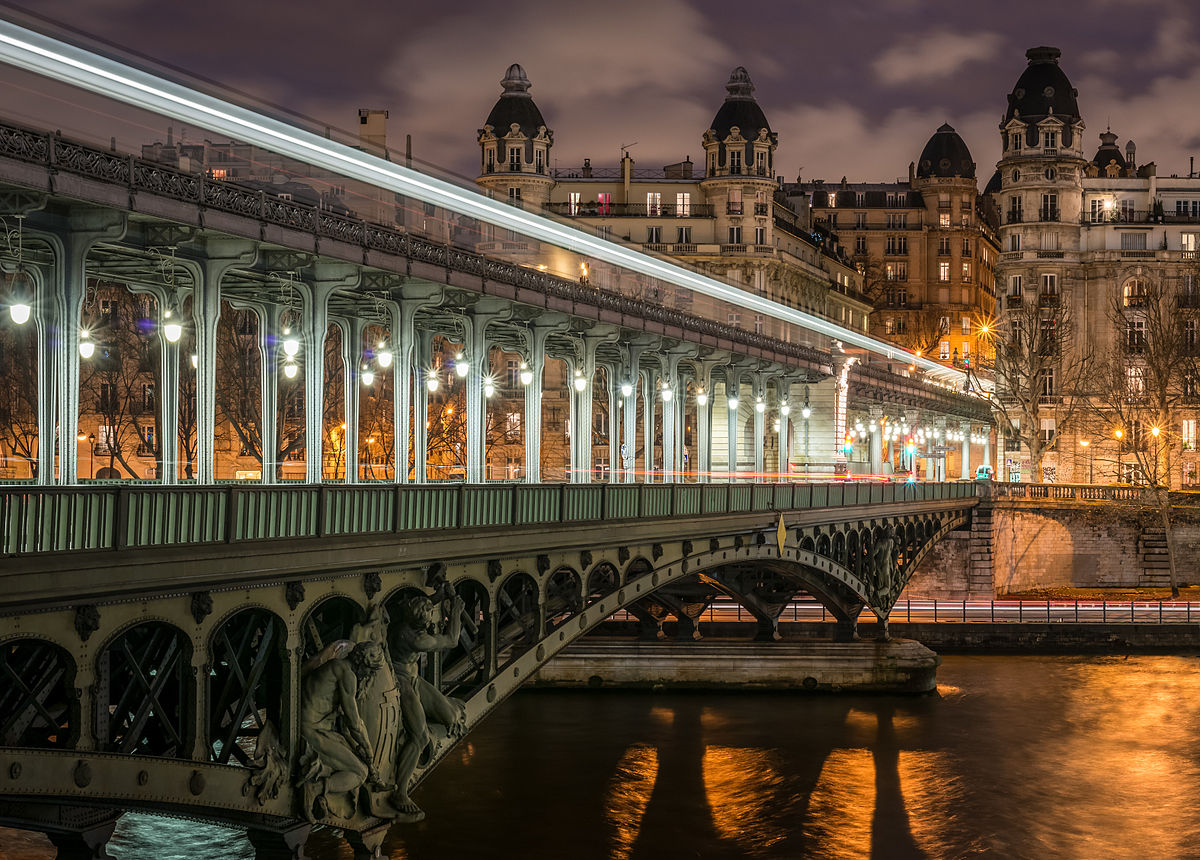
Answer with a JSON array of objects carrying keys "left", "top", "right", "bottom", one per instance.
[
  {"left": 977, "top": 289, "right": 1092, "bottom": 482},
  {"left": 0, "top": 322, "right": 39, "bottom": 478},
  {"left": 1086, "top": 274, "right": 1199, "bottom": 596}
]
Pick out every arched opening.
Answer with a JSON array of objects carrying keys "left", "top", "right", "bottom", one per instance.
[
  {"left": 585, "top": 562, "right": 620, "bottom": 606},
  {"left": 0, "top": 638, "right": 77, "bottom": 748},
  {"left": 1123, "top": 278, "right": 1147, "bottom": 308},
  {"left": 831, "top": 531, "right": 846, "bottom": 565},
  {"left": 495, "top": 572, "right": 539, "bottom": 669},
  {"left": 815, "top": 533, "right": 831, "bottom": 557},
  {"left": 96, "top": 622, "right": 192, "bottom": 757},
  {"left": 301, "top": 596, "right": 365, "bottom": 662},
  {"left": 440, "top": 579, "right": 492, "bottom": 700},
  {"left": 207, "top": 608, "right": 286, "bottom": 765},
  {"left": 545, "top": 567, "right": 583, "bottom": 631}
]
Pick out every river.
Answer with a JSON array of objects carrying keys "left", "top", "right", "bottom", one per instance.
[{"left": 2, "top": 654, "right": 1199, "bottom": 859}]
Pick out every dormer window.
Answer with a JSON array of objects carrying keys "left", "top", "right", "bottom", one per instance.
[
  {"left": 756, "top": 151, "right": 767, "bottom": 176},
  {"left": 1010, "top": 133, "right": 1022, "bottom": 151},
  {"left": 729, "top": 150, "right": 742, "bottom": 174},
  {"left": 508, "top": 147, "right": 521, "bottom": 171},
  {"left": 827, "top": 192, "right": 837, "bottom": 208},
  {"left": 535, "top": 149, "right": 544, "bottom": 174},
  {"left": 1042, "top": 131, "right": 1058, "bottom": 151},
  {"left": 485, "top": 148, "right": 495, "bottom": 173}
]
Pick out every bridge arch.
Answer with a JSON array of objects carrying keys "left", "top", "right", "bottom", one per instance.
[
  {"left": 95, "top": 620, "right": 193, "bottom": 758},
  {"left": 0, "top": 637, "right": 78, "bottom": 749},
  {"left": 206, "top": 607, "right": 287, "bottom": 766},
  {"left": 584, "top": 562, "right": 620, "bottom": 605},
  {"left": 300, "top": 595, "right": 365, "bottom": 661},
  {"left": 545, "top": 567, "right": 583, "bottom": 633}
]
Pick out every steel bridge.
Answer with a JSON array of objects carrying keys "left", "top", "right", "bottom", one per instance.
[{"left": 0, "top": 17, "right": 992, "bottom": 859}]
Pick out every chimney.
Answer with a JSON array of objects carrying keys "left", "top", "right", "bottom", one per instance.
[
  {"left": 357, "top": 109, "right": 389, "bottom": 154},
  {"left": 582, "top": 157, "right": 592, "bottom": 178},
  {"left": 1125, "top": 140, "right": 1136, "bottom": 170}
]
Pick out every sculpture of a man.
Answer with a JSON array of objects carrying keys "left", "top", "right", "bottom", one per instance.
[
  {"left": 388, "top": 592, "right": 468, "bottom": 818},
  {"left": 872, "top": 528, "right": 898, "bottom": 602},
  {"left": 297, "top": 640, "right": 388, "bottom": 821}
]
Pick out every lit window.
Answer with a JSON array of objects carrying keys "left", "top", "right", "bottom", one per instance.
[
  {"left": 939, "top": 340, "right": 950, "bottom": 360},
  {"left": 939, "top": 262, "right": 950, "bottom": 282},
  {"left": 962, "top": 316, "right": 971, "bottom": 335},
  {"left": 940, "top": 213, "right": 951, "bottom": 228},
  {"left": 568, "top": 192, "right": 581, "bottom": 216},
  {"left": 646, "top": 192, "right": 661, "bottom": 216},
  {"left": 828, "top": 192, "right": 837, "bottom": 207},
  {"left": 676, "top": 192, "right": 691, "bottom": 217}
]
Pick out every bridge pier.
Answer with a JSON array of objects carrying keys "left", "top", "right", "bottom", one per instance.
[
  {"left": 246, "top": 822, "right": 311, "bottom": 860},
  {"left": 0, "top": 802, "right": 120, "bottom": 860}
]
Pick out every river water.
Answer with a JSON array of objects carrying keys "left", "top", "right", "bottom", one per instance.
[{"left": 3, "top": 654, "right": 1200, "bottom": 859}]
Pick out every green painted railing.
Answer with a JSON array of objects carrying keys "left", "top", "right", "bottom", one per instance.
[{"left": 0, "top": 481, "right": 978, "bottom": 556}]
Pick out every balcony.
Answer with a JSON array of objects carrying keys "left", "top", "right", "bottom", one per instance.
[
  {"left": 1038, "top": 207, "right": 1059, "bottom": 222},
  {"left": 1006, "top": 212, "right": 1024, "bottom": 224},
  {"left": 1038, "top": 292, "right": 1060, "bottom": 308},
  {"left": 543, "top": 202, "right": 713, "bottom": 218},
  {"left": 726, "top": 202, "right": 744, "bottom": 215},
  {"left": 1006, "top": 294, "right": 1024, "bottom": 309},
  {"left": 1120, "top": 249, "right": 1155, "bottom": 259},
  {"left": 753, "top": 203, "right": 769, "bottom": 216},
  {"left": 1035, "top": 250, "right": 1065, "bottom": 259},
  {"left": 1178, "top": 293, "right": 1200, "bottom": 309},
  {"left": 1000, "top": 251, "right": 1024, "bottom": 262},
  {"left": 721, "top": 243, "right": 747, "bottom": 253}
]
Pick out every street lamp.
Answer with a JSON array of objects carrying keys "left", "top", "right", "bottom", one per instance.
[
  {"left": 1079, "top": 438, "right": 1093, "bottom": 484},
  {"left": 86, "top": 432, "right": 95, "bottom": 480}
]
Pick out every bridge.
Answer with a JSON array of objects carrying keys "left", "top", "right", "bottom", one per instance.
[{"left": 0, "top": 17, "right": 989, "bottom": 859}]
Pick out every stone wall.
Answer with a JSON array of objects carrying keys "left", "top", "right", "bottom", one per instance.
[{"left": 904, "top": 496, "right": 1200, "bottom": 597}]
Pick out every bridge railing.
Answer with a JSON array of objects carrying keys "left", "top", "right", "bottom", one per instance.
[
  {"left": 991, "top": 482, "right": 1149, "bottom": 502},
  {"left": 0, "top": 481, "right": 977, "bottom": 556}
]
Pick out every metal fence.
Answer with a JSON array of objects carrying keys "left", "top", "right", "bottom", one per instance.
[
  {"left": 682, "top": 597, "right": 1200, "bottom": 625},
  {"left": 0, "top": 480, "right": 977, "bottom": 555}
]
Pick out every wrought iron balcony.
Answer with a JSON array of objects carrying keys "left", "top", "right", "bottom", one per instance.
[
  {"left": 1006, "top": 294, "right": 1024, "bottom": 308},
  {"left": 543, "top": 202, "right": 713, "bottom": 218},
  {"left": 1038, "top": 292, "right": 1060, "bottom": 307},
  {"left": 726, "top": 202, "right": 744, "bottom": 215},
  {"left": 1006, "top": 212, "right": 1024, "bottom": 224}
]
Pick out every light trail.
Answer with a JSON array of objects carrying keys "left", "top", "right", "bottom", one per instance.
[{"left": 0, "top": 18, "right": 970, "bottom": 386}]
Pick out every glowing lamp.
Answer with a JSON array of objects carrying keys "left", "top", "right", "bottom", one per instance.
[
  {"left": 455, "top": 353, "right": 469, "bottom": 377},
  {"left": 780, "top": 403, "right": 790, "bottom": 416},
  {"left": 163, "top": 322, "right": 182, "bottom": 342},
  {"left": 728, "top": 397, "right": 739, "bottom": 410},
  {"left": 427, "top": 370, "right": 439, "bottom": 392},
  {"left": 79, "top": 338, "right": 95, "bottom": 359},
  {"left": 9, "top": 303, "right": 30, "bottom": 325},
  {"left": 519, "top": 362, "right": 534, "bottom": 386},
  {"left": 484, "top": 378, "right": 496, "bottom": 398},
  {"left": 573, "top": 371, "right": 587, "bottom": 392},
  {"left": 696, "top": 390, "right": 708, "bottom": 406},
  {"left": 283, "top": 361, "right": 298, "bottom": 379},
  {"left": 1152, "top": 426, "right": 1161, "bottom": 437},
  {"left": 755, "top": 398, "right": 766, "bottom": 413},
  {"left": 801, "top": 406, "right": 811, "bottom": 419},
  {"left": 620, "top": 382, "right": 633, "bottom": 398},
  {"left": 377, "top": 349, "right": 393, "bottom": 368},
  {"left": 361, "top": 368, "right": 375, "bottom": 386},
  {"left": 661, "top": 386, "right": 673, "bottom": 402},
  {"left": 282, "top": 337, "right": 300, "bottom": 358},
  {"left": 191, "top": 353, "right": 198, "bottom": 368}
]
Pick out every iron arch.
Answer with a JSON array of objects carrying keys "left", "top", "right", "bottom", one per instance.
[
  {"left": 301, "top": 596, "right": 365, "bottom": 662},
  {"left": 495, "top": 571, "right": 540, "bottom": 671},
  {"left": 585, "top": 562, "right": 620, "bottom": 605},
  {"left": 441, "top": 578, "right": 492, "bottom": 700},
  {"left": 96, "top": 621, "right": 192, "bottom": 758},
  {"left": 545, "top": 567, "right": 583, "bottom": 632},
  {"left": 207, "top": 608, "right": 287, "bottom": 766},
  {"left": 0, "top": 637, "right": 78, "bottom": 749}
]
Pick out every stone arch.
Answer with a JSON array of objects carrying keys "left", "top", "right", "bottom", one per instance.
[
  {"left": 0, "top": 637, "right": 78, "bottom": 748},
  {"left": 301, "top": 596, "right": 365, "bottom": 662},
  {"left": 95, "top": 621, "right": 192, "bottom": 757},
  {"left": 207, "top": 607, "right": 286, "bottom": 766},
  {"left": 545, "top": 567, "right": 583, "bottom": 632},
  {"left": 846, "top": 530, "right": 861, "bottom": 577},
  {"left": 495, "top": 571, "right": 540, "bottom": 670},
  {"left": 799, "top": 534, "right": 815, "bottom": 553},
  {"left": 585, "top": 562, "right": 620, "bottom": 605},
  {"left": 815, "top": 533, "right": 831, "bottom": 557},
  {"left": 831, "top": 531, "right": 846, "bottom": 565}
]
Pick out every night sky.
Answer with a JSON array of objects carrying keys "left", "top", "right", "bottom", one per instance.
[{"left": 5, "top": 0, "right": 1200, "bottom": 184}]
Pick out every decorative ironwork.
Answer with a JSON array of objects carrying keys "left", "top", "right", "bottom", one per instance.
[
  {"left": 73, "top": 605, "right": 100, "bottom": 642},
  {"left": 208, "top": 608, "right": 284, "bottom": 766},
  {"left": 97, "top": 622, "right": 191, "bottom": 757},
  {"left": 0, "top": 639, "right": 77, "bottom": 748}
]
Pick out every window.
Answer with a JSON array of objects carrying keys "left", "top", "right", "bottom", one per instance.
[
  {"left": 962, "top": 262, "right": 972, "bottom": 282},
  {"left": 885, "top": 236, "right": 907, "bottom": 255},
  {"left": 597, "top": 192, "right": 612, "bottom": 216},
  {"left": 1007, "top": 196, "right": 1023, "bottom": 223},
  {"left": 963, "top": 238, "right": 971, "bottom": 256},
  {"left": 677, "top": 226, "right": 692, "bottom": 244},
  {"left": 754, "top": 314, "right": 764, "bottom": 334},
  {"left": 1040, "top": 416, "right": 1056, "bottom": 442},
  {"left": 1127, "top": 364, "right": 1148, "bottom": 394},
  {"left": 940, "top": 213, "right": 951, "bottom": 228},
  {"left": 729, "top": 150, "right": 742, "bottom": 174},
  {"left": 506, "top": 359, "right": 520, "bottom": 388},
  {"left": 886, "top": 192, "right": 899, "bottom": 207},
  {"left": 939, "top": 340, "right": 950, "bottom": 360},
  {"left": 1125, "top": 319, "right": 1146, "bottom": 352},
  {"left": 1119, "top": 199, "right": 1135, "bottom": 222},
  {"left": 676, "top": 192, "right": 691, "bottom": 217},
  {"left": 939, "top": 262, "right": 951, "bottom": 282},
  {"left": 1183, "top": 419, "right": 1197, "bottom": 451},
  {"left": 728, "top": 188, "right": 743, "bottom": 214},
  {"left": 827, "top": 192, "right": 837, "bottom": 207},
  {"left": 856, "top": 192, "right": 865, "bottom": 207},
  {"left": 962, "top": 316, "right": 972, "bottom": 335},
  {"left": 854, "top": 236, "right": 867, "bottom": 253},
  {"left": 829, "top": 213, "right": 838, "bottom": 228},
  {"left": 1179, "top": 201, "right": 1200, "bottom": 219},
  {"left": 1009, "top": 234, "right": 1022, "bottom": 252},
  {"left": 1090, "top": 199, "right": 1108, "bottom": 223},
  {"left": 646, "top": 225, "right": 662, "bottom": 244},
  {"left": 886, "top": 212, "right": 907, "bottom": 228},
  {"left": 938, "top": 237, "right": 951, "bottom": 256},
  {"left": 895, "top": 317, "right": 908, "bottom": 333},
  {"left": 1040, "top": 369, "right": 1056, "bottom": 398},
  {"left": 1187, "top": 320, "right": 1198, "bottom": 350},
  {"left": 884, "top": 318, "right": 895, "bottom": 334},
  {"left": 1011, "top": 168, "right": 1021, "bottom": 182},
  {"left": 1042, "top": 232, "right": 1059, "bottom": 251},
  {"left": 1185, "top": 462, "right": 1197, "bottom": 486},
  {"left": 1010, "top": 133, "right": 1022, "bottom": 151},
  {"left": 1040, "top": 194, "right": 1058, "bottom": 222},
  {"left": 99, "top": 383, "right": 117, "bottom": 413},
  {"left": 535, "top": 149, "right": 544, "bottom": 173},
  {"left": 1123, "top": 279, "right": 1147, "bottom": 307},
  {"left": 507, "top": 186, "right": 522, "bottom": 204},
  {"left": 1042, "top": 130, "right": 1058, "bottom": 150},
  {"left": 728, "top": 226, "right": 742, "bottom": 244},
  {"left": 755, "top": 151, "right": 767, "bottom": 176},
  {"left": 961, "top": 341, "right": 970, "bottom": 362},
  {"left": 142, "top": 383, "right": 155, "bottom": 410},
  {"left": 568, "top": 192, "right": 581, "bottom": 216},
  {"left": 1044, "top": 167, "right": 1056, "bottom": 181},
  {"left": 1182, "top": 233, "right": 1199, "bottom": 253},
  {"left": 856, "top": 213, "right": 868, "bottom": 228},
  {"left": 754, "top": 226, "right": 765, "bottom": 245},
  {"left": 646, "top": 192, "right": 661, "bottom": 216},
  {"left": 885, "top": 262, "right": 907, "bottom": 281},
  {"left": 1121, "top": 233, "right": 1147, "bottom": 250},
  {"left": 99, "top": 299, "right": 118, "bottom": 328},
  {"left": 1041, "top": 273, "right": 1058, "bottom": 295},
  {"left": 728, "top": 311, "right": 741, "bottom": 326},
  {"left": 508, "top": 147, "right": 521, "bottom": 171}
]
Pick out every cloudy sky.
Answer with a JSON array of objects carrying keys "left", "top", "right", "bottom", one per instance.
[{"left": 5, "top": 0, "right": 1200, "bottom": 184}]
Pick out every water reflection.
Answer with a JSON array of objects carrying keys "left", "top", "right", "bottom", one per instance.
[{"left": 4, "top": 656, "right": 1200, "bottom": 859}]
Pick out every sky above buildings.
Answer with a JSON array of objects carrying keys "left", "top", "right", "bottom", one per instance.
[{"left": 5, "top": 0, "right": 1200, "bottom": 184}]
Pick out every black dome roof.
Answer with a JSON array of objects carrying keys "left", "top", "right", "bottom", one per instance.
[
  {"left": 984, "top": 169, "right": 1002, "bottom": 195},
  {"left": 1092, "top": 130, "right": 1128, "bottom": 174},
  {"left": 483, "top": 64, "right": 548, "bottom": 138},
  {"left": 1004, "top": 47, "right": 1080, "bottom": 124},
  {"left": 709, "top": 67, "right": 771, "bottom": 138},
  {"left": 916, "top": 123, "right": 976, "bottom": 178}
]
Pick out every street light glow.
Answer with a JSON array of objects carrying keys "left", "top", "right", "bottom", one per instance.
[{"left": 9, "top": 302, "right": 29, "bottom": 324}]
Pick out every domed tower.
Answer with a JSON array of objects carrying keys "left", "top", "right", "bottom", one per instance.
[
  {"left": 476, "top": 64, "right": 554, "bottom": 209},
  {"left": 1090, "top": 129, "right": 1132, "bottom": 178},
  {"left": 701, "top": 67, "right": 778, "bottom": 248},
  {"left": 913, "top": 123, "right": 981, "bottom": 338},
  {"left": 995, "top": 46, "right": 1086, "bottom": 307}
]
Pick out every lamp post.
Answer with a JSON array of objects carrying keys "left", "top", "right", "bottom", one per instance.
[
  {"left": 87, "top": 432, "right": 95, "bottom": 480},
  {"left": 1079, "top": 438, "right": 1092, "bottom": 484}
]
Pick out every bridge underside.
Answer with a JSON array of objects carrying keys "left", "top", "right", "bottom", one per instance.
[{"left": 0, "top": 493, "right": 972, "bottom": 857}]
